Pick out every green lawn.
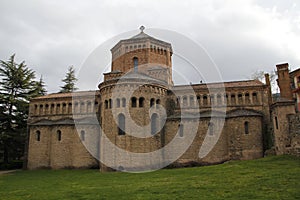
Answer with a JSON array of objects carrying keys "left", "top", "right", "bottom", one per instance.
[{"left": 0, "top": 155, "right": 299, "bottom": 200}]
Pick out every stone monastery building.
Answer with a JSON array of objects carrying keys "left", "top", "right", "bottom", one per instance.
[{"left": 26, "top": 27, "right": 300, "bottom": 171}]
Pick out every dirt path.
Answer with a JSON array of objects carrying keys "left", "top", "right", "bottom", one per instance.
[{"left": 0, "top": 170, "right": 19, "bottom": 175}]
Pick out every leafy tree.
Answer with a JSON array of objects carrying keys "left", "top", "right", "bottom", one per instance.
[
  {"left": 60, "top": 66, "right": 78, "bottom": 93},
  {"left": 251, "top": 70, "right": 277, "bottom": 93},
  {"left": 0, "top": 54, "right": 40, "bottom": 166}
]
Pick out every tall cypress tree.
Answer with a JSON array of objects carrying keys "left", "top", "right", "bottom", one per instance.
[
  {"left": 60, "top": 66, "right": 78, "bottom": 93},
  {"left": 0, "top": 54, "right": 41, "bottom": 166}
]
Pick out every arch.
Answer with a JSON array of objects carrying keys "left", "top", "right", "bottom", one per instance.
[
  {"left": 179, "top": 124, "right": 184, "bottom": 137},
  {"left": 109, "top": 99, "right": 112, "bottom": 109},
  {"left": 217, "top": 94, "right": 222, "bottom": 105},
  {"left": 275, "top": 116, "right": 278, "bottom": 129},
  {"left": 56, "top": 103, "right": 60, "bottom": 114},
  {"left": 80, "top": 130, "right": 85, "bottom": 141},
  {"left": 139, "top": 97, "right": 145, "bottom": 107},
  {"left": 131, "top": 97, "right": 137, "bottom": 107},
  {"left": 116, "top": 98, "right": 120, "bottom": 108},
  {"left": 244, "top": 121, "right": 249, "bottom": 134},
  {"left": 150, "top": 98, "right": 155, "bottom": 107},
  {"left": 183, "top": 96, "right": 188, "bottom": 106},
  {"left": 151, "top": 113, "right": 159, "bottom": 135},
  {"left": 190, "top": 96, "right": 194, "bottom": 106},
  {"left": 245, "top": 92, "right": 250, "bottom": 104},
  {"left": 80, "top": 102, "right": 85, "bottom": 112},
  {"left": 231, "top": 94, "right": 236, "bottom": 105},
  {"left": 39, "top": 104, "right": 43, "bottom": 115},
  {"left": 133, "top": 57, "right": 138, "bottom": 72},
  {"left": 203, "top": 95, "right": 208, "bottom": 106},
  {"left": 36, "top": 130, "right": 41, "bottom": 141},
  {"left": 122, "top": 98, "right": 126, "bottom": 107},
  {"left": 210, "top": 95, "right": 214, "bottom": 105},
  {"left": 62, "top": 103, "right": 67, "bottom": 113},
  {"left": 156, "top": 99, "right": 160, "bottom": 108},
  {"left": 118, "top": 113, "right": 125, "bottom": 135},
  {"left": 50, "top": 103, "right": 55, "bottom": 114},
  {"left": 104, "top": 100, "right": 108, "bottom": 109},
  {"left": 238, "top": 93, "right": 243, "bottom": 104},
  {"left": 45, "top": 104, "right": 49, "bottom": 114},
  {"left": 57, "top": 130, "right": 62, "bottom": 141},
  {"left": 68, "top": 103, "right": 72, "bottom": 113},
  {"left": 87, "top": 101, "right": 92, "bottom": 113},
  {"left": 176, "top": 97, "right": 180, "bottom": 107},
  {"left": 252, "top": 92, "right": 258, "bottom": 103}
]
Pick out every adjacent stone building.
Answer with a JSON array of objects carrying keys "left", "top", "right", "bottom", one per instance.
[{"left": 26, "top": 28, "right": 299, "bottom": 170}]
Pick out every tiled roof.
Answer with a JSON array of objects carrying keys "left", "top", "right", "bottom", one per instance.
[
  {"left": 174, "top": 79, "right": 264, "bottom": 89},
  {"left": 32, "top": 90, "right": 98, "bottom": 100}
]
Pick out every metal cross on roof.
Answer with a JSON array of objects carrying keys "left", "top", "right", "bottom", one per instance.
[{"left": 139, "top": 25, "right": 145, "bottom": 32}]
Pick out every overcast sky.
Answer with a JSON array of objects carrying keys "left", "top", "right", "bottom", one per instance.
[{"left": 0, "top": 0, "right": 299, "bottom": 93}]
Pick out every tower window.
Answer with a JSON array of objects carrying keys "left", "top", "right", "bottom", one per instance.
[
  {"left": 116, "top": 98, "right": 120, "bottom": 108},
  {"left": 150, "top": 98, "right": 155, "bottom": 107},
  {"left": 80, "top": 130, "right": 85, "bottom": 141},
  {"left": 131, "top": 97, "right": 137, "bottom": 107},
  {"left": 275, "top": 117, "right": 278, "bottom": 130},
  {"left": 244, "top": 121, "right": 249, "bottom": 134},
  {"left": 118, "top": 113, "right": 125, "bottom": 135},
  {"left": 122, "top": 98, "right": 126, "bottom": 107},
  {"left": 133, "top": 57, "right": 138, "bottom": 72},
  {"left": 36, "top": 130, "right": 41, "bottom": 141},
  {"left": 151, "top": 113, "right": 159, "bottom": 135},
  {"left": 139, "top": 97, "right": 145, "bottom": 107},
  {"left": 179, "top": 124, "right": 184, "bottom": 137},
  {"left": 57, "top": 130, "right": 62, "bottom": 141}
]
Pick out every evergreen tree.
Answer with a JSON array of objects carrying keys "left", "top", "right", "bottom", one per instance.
[
  {"left": 0, "top": 54, "right": 38, "bottom": 166},
  {"left": 60, "top": 66, "right": 78, "bottom": 93},
  {"left": 32, "top": 75, "right": 47, "bottom": 97}
]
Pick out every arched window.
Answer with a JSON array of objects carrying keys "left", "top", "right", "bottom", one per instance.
[
  {"left": 57, "top": 130, "right": 62, "bottom": 141},
  {"left": 231, "top": 94, "right": 236, "bottom": 105},
  {"left": 208, "top": 122, "right": 214, "bottom": 136},
  {"left": 80, "top": 102, "right": 85, "bottom": 113},
  {"left": 122, "top": 98, "right": 126, "bottom": 107},
  {"left": 116, "top": 98, "right": 120, "bottom": 108},
  {"left": 62, "top": 103, "right": 67, "bottom": 113},
  {"left": 133, "top": 57, "right": 138, "bottom": 72},
  {"left": 131, "top": 97, "right": 137, "bottom": 107},
  {"left": 217, "top": 94, "right": 222, "bottom": 105},
  {"left": 238, "top": 94, "right": 243, "bottom": 104},
  {"left": 118, "top": 114, "right": 125, "bottom": 135},
  {"left": 244, "top": 121, "right": 249, "bottom": 134},
  {"left": 139, "top": 97, "right": 144, "bottom": 107},
  {"left": 190, "top": 96, "right": 194, "bottom": 106},
  {"left": 80, "top": 130, "right": 85, "bottom": 141},
  {"left": 252, "top": 92, "right": 258, "bottom": 103},
  {"left": 156, "top": 99, "right": 160, "bottom": 108},
  {"left": 36, "top": 130, "right": 41, "bottom": 141},
  {"left": 179, "top": 124, "right": 184, "bottom": 137},
  {"left": 245, "top": 93, "right": 250, "bottom": 104},
  {"left": 109, "top": 99, "right": 112, "bottom": 109},
  {"left": 87, "top": 101, "right": 92, "bottom": 113},
  {"left": 150, "top": 98, "right": 155, "bottom": 107},
  {"left": 275, "top": 116, "right": 278, "bottom": 129},
  {"left": 105, "top": 100, "right": 108, "bottom": 109},
  {"left": 151, "top": 113, "right": 159, "bottom": 135},
  {"left": 56, "top": 104, "right": 60, "bottom": 114},
  {"left": 210, "top": 95, "right": 214, "bottom": 105},
  {"left": 68, "top": 103, "right": 72, "bottom": 113},
  {"left": 183, "top": 96, "right": 188, "bottom": 106},
  {"left": 203, "top": 95, "right": 208, "bottom": 106}
]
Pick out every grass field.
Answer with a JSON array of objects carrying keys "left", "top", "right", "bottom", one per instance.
[{"left": 0, "top": 155, "right": 299, "bottom": 200}]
